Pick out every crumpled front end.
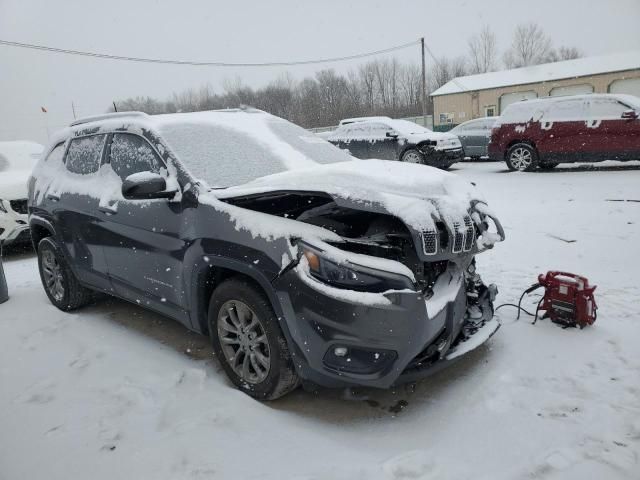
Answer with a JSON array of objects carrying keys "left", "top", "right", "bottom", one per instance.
[{"left": 219, "top": 167, "right": 505, "bottom": 388}]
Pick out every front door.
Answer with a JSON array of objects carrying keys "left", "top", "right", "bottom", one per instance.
[
  {"left": 586, "top": 97, "right": 640, "bottom": 160},
  {"left": 99, "top": 132, "right": 189, "bottom": 322}
]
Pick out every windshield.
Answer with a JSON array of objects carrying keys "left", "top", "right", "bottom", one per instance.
[
  {"left": 388, "top": 119, "right": 432, "bottom": 135},
  {"left": 157, "top": 112, "right": 351, "bottom": 188}
]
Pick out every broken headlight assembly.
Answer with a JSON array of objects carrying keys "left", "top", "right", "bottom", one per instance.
[{"left": 298, "top": 242, "right": 413, "bottom": 293}]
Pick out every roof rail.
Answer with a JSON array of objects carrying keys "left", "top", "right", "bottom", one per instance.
[{"left": 70, "top": 111, "right": 148, "bottom": 127}]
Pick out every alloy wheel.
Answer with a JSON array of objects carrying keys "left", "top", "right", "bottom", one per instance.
[
  {"left": 217, "top": 300, "right": 271, "bottom": 384},
  {"left": 402, "top": 150, "right": 422, "bottom": 163},
  {"left": 42, "top": 249, "right": 65, "bottom": 302},
  {"left": 509, "top": 147, "right": 532, "bottom": 171}
]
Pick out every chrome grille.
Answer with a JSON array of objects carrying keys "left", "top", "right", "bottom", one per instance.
[
  {"left": 452, "top": 221, "right": 464, "bottom": 253},
  {"left": 463, "top": 215, "right": 475, "bottom": 251},
  {"left": 422, "top": 229, "right": 438, "bottom": 255}
]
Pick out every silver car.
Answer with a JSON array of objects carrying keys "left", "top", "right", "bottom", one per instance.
[{"left": 450, "top": 117, "right": 497, "bottom": 160}]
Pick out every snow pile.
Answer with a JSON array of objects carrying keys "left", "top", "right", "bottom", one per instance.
[{"left": 1, "top": 162, "right": 639, "bottom": 479}]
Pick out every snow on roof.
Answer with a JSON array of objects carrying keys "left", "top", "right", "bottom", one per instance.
[{"left": 431, "top": 51, "right": 640, "bottom": 96}]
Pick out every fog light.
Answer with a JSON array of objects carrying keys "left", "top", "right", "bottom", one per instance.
[{"left": 334, "top": 347, "right": 348, "bottom": 357}]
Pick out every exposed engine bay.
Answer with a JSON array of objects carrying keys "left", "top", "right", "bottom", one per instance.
[{"left": 222, "top": 189, "right": 503, "bottom": 295}]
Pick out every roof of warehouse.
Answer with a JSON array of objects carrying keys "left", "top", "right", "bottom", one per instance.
[{"left": 431, "top": 51, "right": 640, "bottom": 97}]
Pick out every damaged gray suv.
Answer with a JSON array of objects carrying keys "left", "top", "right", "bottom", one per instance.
[{"left": 28, "top": 109, "right": 504, "bottom": 400}]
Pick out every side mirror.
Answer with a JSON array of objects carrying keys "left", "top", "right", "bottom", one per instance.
[
  {"left": 385, "top": 131, "right": 399, "bottom": 139},
  {"left": 122, "top": 172, "right": 178, "bottom": 200},
  {"left": 621, "top": 110, "right": 638, "bottom": 120}
]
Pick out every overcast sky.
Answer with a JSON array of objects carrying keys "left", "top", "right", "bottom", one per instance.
[{"left": 1, "top": 0, "right": 639, "bottom": 144}]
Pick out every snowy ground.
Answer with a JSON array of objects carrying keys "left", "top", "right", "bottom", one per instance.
[{"left": 1, "top": 161, "right": 639, "bottom": 480}]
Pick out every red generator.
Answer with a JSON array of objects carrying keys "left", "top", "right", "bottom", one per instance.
[{"left": 536, "top": 272, "right": 597, "bottom": 328}]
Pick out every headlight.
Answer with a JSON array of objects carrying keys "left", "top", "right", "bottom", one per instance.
[
  {"left": 299, "top": 242, "right": 413, "bottom": 293},
  {"left": 0, "top": 200, "right": 7, "bottom": 213}
]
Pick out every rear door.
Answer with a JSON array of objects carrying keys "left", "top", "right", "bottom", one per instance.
[
  {"left": 54, "top": 134, "right": 111, "bottom": 290},
  {"left": 538, "top": 98, "right": 588, "bottom": 161},
  {"left": 586, "top": 97, "right": 639, "bottom": 160},
  {"left": 455, "top": 120, "right": 485, "bottom": 157},
  {"left": 99, "top": 132, "right": 189, "bottom": 321}
]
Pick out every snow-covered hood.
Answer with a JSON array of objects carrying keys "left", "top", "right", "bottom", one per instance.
[
  {"left": 0, "top": 171, "right": 31, "bottom": 201},
  {"left": 406, "top": 131, "right": 461, "bottom": 150},
  {"left": 215, "top": 159, "right": 481, "bottom": 232},
  {"left": 0, "top": 141, "right": 42, "bottom": 200}
]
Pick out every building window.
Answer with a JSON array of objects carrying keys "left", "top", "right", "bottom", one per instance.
[
  {"left": 439, "top": 113, "right": 454, "bottom": 124},
  {"left": 484, "top": 105, "right": 496, "bottom": 117}
]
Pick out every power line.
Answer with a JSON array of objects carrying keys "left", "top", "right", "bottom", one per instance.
[
  {"left": 0, "top": 38, "right": 419, "bottom": 67},
  {"left": 421, "top": 36, "right": 468, "bottom": 91}
]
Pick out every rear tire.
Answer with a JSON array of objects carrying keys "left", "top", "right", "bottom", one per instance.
[
  {"left": 37, "top": 237, "right": 93, "bottom": 311},
  {"left": 209, "top": 278, "right": 299, "bottom": 400},
  {"left": 506, "top": 143, "right": 539, "bottom": 172}
]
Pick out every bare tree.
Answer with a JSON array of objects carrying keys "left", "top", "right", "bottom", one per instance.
[
  {"left": 430, "top": 56, "right": 467, "bottom": 90},
  {"left": 503, "top": 22, "right": 553, "bottom": 68},
  {"left": 544, "top": 46, "right": 583, "bottom": 63},
  {"left": 467, "top": 25, "right": 498, "bottom": 74}
]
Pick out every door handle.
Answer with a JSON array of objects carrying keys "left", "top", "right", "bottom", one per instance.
[
  {"left": 46, "top": 194, "right": 60, "bottom": 201},
  {"left": 99, "top": 205, "right": 118, "bottom": 215}
]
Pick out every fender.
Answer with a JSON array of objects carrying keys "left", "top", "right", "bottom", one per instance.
[
  {"left": 184, "top": 242, "right": 287, "bottom": 335},
  {"left": 28, "top": 214, "right": 56, "bottom": 236}
]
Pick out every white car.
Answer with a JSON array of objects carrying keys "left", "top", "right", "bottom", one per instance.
[
  {"left": 0, "top": 141, "right": 43, "bottom": 246},
  {"left": 327, "top": 116, "right": 463, "bottom": 169}
]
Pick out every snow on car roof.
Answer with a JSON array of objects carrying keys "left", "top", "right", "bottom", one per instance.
[
  {"left": 431, "top": 51, "right": 640, "bottom": 96},
  {"left": 338, "top": 116, "right": 392, "bottom": 125}
]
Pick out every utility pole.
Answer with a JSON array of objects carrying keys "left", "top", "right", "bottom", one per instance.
[
  {"left": 112, "top": 101, "right": 118, "bottom": 112},
  {"left": 71, "top": 101, "right": 77, "bottom": 120},
  {"left": 420, "top": 37, "right": 428, "bottom": 128}
]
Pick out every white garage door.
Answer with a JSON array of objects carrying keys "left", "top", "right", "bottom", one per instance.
[
  {"left": 549, "top": 84, "right": 594, "bottom": 97},
  {"left": 499, "top": 91, "right": 537, "bottom": 114},
  {"left": 609, "top": 78, "right": 640, "bottom": 98}
]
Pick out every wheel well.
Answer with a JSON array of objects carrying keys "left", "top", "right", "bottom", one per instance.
[
  {"left": 507, "top": 139, "right": 536, "bottom": 150},
  {"left": 197, "top": 266, "right": 270, "bottom": 336},
  {"left": 30, "top": 224, "right": 52, "bottom": 249}
]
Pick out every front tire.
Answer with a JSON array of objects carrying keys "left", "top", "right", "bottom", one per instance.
[
  {"left": 209, "top": 278, "right": 299, "bottom": 400},
  {"left": 37, "top": 237, "right": 93, "bottom": 311},
  {"left": 506, "top": 143, "right": 539, "bottom": 171},
  {"left": 400, "top": 149, "right": 424, "bottom": 164}
]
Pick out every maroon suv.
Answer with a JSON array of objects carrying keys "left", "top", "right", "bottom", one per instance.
[{"left": 488, "top": 94, "right": 640, "bottom": 171}]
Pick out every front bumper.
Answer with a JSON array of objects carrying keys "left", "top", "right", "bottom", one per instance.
[
  {"left": 274, "top": 265, "right": 499, "bottom": 389},
  {"left": 423, "top": 147, "right": 464, "bottom": 167}
]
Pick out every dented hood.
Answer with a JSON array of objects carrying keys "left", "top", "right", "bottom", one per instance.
[{"left": 214, "top": 159, "right": 482, "bottom": 232}]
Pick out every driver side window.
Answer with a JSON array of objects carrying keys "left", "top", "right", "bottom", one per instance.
[{"left": 109, "top": 133, "right": 162, "bottom": 181}]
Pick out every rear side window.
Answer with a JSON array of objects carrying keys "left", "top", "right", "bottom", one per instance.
[
  {"left": 65, "top": 135, "right": 107, "bottom": 175},
  {"left": 544, "top": 99, "right": 586, "bottom": 121},
  {"left": 46, "top": 143, "right": 65, "bottom": 164},
  {"left": 588, "top": 99, "right": 629, "bottom": 119},
  {"left": 109, "top": 133, "right": 162, "bottom": 181}
]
